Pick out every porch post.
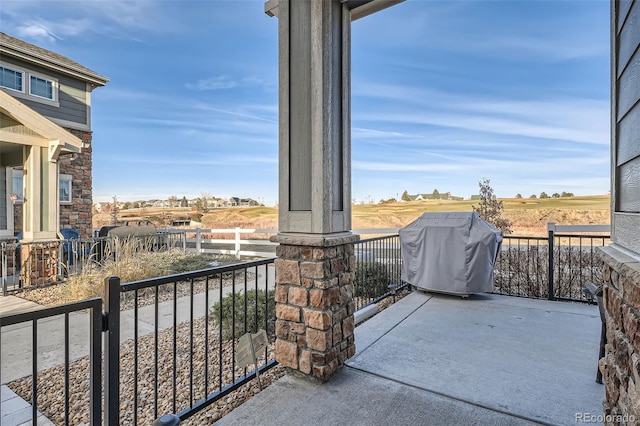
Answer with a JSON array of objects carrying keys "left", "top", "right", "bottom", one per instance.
[
  {"left": 21, "top": 146, "right": 60, "bottom": 285},
  {"left": 267, "top": 0, "right": 357, "bottom": 381},
  {"left": 22, "top": 146, "right": 58, "bottom": 241}
]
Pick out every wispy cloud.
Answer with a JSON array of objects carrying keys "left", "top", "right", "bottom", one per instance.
[
  {"left": 353, "top": 82, "right": 609, "bottom": 145},
  {"left": 2, "top": 0, "right": 170, "bottom": 42},
  {"left": 186, "top": 75, "right": 266, "bottom": 91},
  {"left": 186, "top": 76, "right": 238, "bottom": 91}
]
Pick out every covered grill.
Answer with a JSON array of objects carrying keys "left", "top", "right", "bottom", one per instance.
[{"left": 399, "top": 212, "right": 502, "bottom": 296}]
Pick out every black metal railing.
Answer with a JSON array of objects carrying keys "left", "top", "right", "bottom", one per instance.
[
  {"left": 0, "top": 297, "right": 103, "bottom": 426},
  {"left": 494, "top": 232, "right": 610, "bottom": 301},
  {"left": 1, "top": 231, "right": 186, "bottom": 295},
  {"left": 103, "top": 258, "right": 277, "bottom": 424},
  {"left": 1, "top": 259, "right": 276, "bottom": 425},
  {"left": 353, "top": 234, "right": 408, "bottom": 310}
]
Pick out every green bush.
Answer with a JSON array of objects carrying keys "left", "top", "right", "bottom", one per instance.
[
  {"left": 354, "top": 262, "right": 391, "bottom": 299},
  {"left": 211, "top": 289, "right": 276, "bottom": 341}
]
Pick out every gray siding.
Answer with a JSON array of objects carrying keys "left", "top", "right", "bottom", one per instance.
[
  {"left": 0, "top": 57, "right": 88, "bottom": 127},
  {"left": 613, "top": 0, "right": 640, "bottom": 254}
]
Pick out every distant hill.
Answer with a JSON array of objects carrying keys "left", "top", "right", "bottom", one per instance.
[{"left": 94, "top": 194, "right": 610, "bottom": 237}]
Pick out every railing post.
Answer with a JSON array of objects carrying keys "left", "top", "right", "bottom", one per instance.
[
  {"left": 2, "top": 242, "right": 7, "bottom": 296},
  {"left": 547, "top": 225, "right": 555, "bottom": 301},
  {"left": 234, "top": 227, "right": 241, "bottom": 259},
  {"left": 103, "top": 276, "right": 121, "bottom": 426},
  {"left": 195, "top": 228, "right": 201, "bottom": 253}
]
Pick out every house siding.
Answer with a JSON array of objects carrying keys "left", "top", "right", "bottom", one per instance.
[
  {"left": 613, "top": 0, "right": 640, "bottom": 251},
  {"left": 0, "top": 57, "right": 89, "bottom": 128},
  {"left": 598, "top": 1, "right": 640, "bottom": 423}
]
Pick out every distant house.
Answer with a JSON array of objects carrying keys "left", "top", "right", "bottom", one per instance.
[
  {"left": 409, "top": 192, "right": 460, "bottom": 201},
  {"left": 0, "top": 32, "right": 108, "bottom": 241}
]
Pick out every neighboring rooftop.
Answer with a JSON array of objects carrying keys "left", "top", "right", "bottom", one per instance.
[{"left": 0, "top": 32, "right": 109, "bottom": 87}]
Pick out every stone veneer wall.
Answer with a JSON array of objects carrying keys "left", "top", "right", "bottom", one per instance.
[
  {"left": 598, "top": 246, "right": 640, "bottom": 423},
  {"left": 273, "top": 237, "right": 357, "bottom": 381},
  {"left": 59, "top": 129, "right": 93, "bottom": 238}
]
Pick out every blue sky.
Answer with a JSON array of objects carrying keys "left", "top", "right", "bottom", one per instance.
[{"left": 1, "top": 0, "right": 610, "bottom": 205}]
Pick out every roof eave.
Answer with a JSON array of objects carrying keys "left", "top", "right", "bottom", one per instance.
[{"left": 0, "top": 45, "right": 109, "bottom": 87}]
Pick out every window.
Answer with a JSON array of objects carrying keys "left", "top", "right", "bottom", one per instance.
[
  {"left": 59, "top": 174, "right": 72, "bottom": 204},
  {"left": 30, "top": 75, "right": 53, "bottom": 100},
  {"left": 0, "top": 66, "right": 24, "bottom": 92},
  {"left": 0, "top": 63, "right": 58, "bottom": 105},
  {"left": 12, "top": 169, "right": 23, "bottom": 203}
]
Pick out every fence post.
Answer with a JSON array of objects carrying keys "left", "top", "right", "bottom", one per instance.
[
  {"left": 104, "top": 276, "right": 121, "bottom": 426},
  {"left": 235, "top": 227, "right": 241, "bottom": 259},
  {"left": 547, "top": 223, "right": 555, "bottom": 301},
  {"left": 196, "top": 228, "right": 201, "bottom": 253},
  {"left": 2, "top": 242, "right": 7, "bottom": 296}
]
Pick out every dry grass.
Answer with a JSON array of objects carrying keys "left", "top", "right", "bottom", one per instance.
[
  {"left": 19, "top": 238, "right": 237, "bottom": 307},
  {"left": 94, "top": 195, "right": 610, "bottom": 237}
]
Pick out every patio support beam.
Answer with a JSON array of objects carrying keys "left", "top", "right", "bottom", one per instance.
[{"left": 266, "top": 0, "right": 402, "bottom": 381}]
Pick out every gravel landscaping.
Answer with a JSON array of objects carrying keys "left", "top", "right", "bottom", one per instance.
[
  {"left": 8, "top": 315, "right": 285, "bottom": 425},
  {"left": 5, "top": 256, "right": 407, "bottom": 425}
]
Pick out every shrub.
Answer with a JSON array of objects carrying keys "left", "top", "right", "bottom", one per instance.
[
  {"left": 211, "top": 289, "right": 276, "bottom": 341},
  {"left": 353, "top": 262, "right": 391, "bottom": 300}
]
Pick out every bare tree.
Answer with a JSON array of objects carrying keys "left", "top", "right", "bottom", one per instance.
[{"left": 472, "top": 178, "right": 512, "bottom": 234}]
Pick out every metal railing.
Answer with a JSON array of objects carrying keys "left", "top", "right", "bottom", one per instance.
[
  {"left": 2, "top": 231, "right": 186, "bottom": 295},
  {"left": 1, "top": 259, "right": 277, "bottom": 425},
  {"left": 104, "top": 258, "right": 277, "bottom": 424},
  {"left": 494, "top": 225, "right": 610, "bottom": 301},
  {"left": 353, "top": 235, "right": 409, "bottom": 311},
  {"left": 0, "top": 297, "right": 103, "bottom": 425}
]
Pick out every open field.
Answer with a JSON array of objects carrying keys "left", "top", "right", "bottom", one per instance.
[{"left": 94, "top": 195, "right": 610, "bottom": 237}]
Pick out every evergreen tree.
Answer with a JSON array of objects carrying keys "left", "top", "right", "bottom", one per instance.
[
  {"left": 472, "top": 178, "right": 512, "bottom": 234},
  {"left": 401, "top": 190, "right": 411, "bottom": 202}
]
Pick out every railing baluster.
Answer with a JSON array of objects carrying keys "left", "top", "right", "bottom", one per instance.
[
  {"left": 64, "top": 312, "right": 70, "bottom": 426},
  {"left": 32, "top": 318, "right": 38, "bottom": 423},
  {"left": 134, "top": 289, "right": 139, "bottom": 425}
]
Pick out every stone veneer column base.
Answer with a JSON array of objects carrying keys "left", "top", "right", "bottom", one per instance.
[
  {"left": 597, "top": 246, "right": 640, "bottom": 423},
  {"left": 271, "top": 233, "right": 359, "bottom": 382}
]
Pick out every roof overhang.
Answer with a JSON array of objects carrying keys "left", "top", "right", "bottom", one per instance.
[
  {"left": 265, "top": 0, "right": 405, "bottom": 20},
  {"left": 0, "top": 40, "right": 109, "bottom": 87},
  {"left": 0, "top": 89, "right": 82, "bottom": 159}
]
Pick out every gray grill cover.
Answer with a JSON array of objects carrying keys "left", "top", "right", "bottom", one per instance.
[{"left": 399, "top": 212, "right": 503, "bottom": 295}]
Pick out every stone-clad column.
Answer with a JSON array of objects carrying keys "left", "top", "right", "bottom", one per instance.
[
  {"left": 266, "top": 0, "right": 403, "bottom": 380},
  {"left": 272, "top": 234, "right": 357, "bottom": 381},
  {"left": 267, "top": 0, "right": 357, "bottom": 381}
]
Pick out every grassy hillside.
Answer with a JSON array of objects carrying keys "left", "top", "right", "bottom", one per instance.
[{"left": 95, "top": 195, "right": 610, "bottom": 237}]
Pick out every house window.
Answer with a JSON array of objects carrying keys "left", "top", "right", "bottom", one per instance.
[
  {"left": 59, "top": 174, "right": 72, "bottom": 204},
  {"left": 12, "top": 169, "right": 23, "bottom": 203},
  {"left": 0, "top": 66, "right": 24, "bottom": 92},
  {"left": 30, "top": 75, "right": 54, "bottom": 100},
  {"left": 0, "top": 62, "right": 58, "bottom": 105}
]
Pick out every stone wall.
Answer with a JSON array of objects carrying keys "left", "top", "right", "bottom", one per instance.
[
  {"left": 59, "top": 129, "right": 93, "bottom": 238},
  {"left": 598, "top": 246, "right": 640, "bottom": 424},
  {"left": 273, "top": 235, "right": 357, "bottom": 381}
]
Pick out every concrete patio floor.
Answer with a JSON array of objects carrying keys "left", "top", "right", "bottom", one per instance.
[{"left": 216, "top": 291, "right": 605, "bottom": 426}]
